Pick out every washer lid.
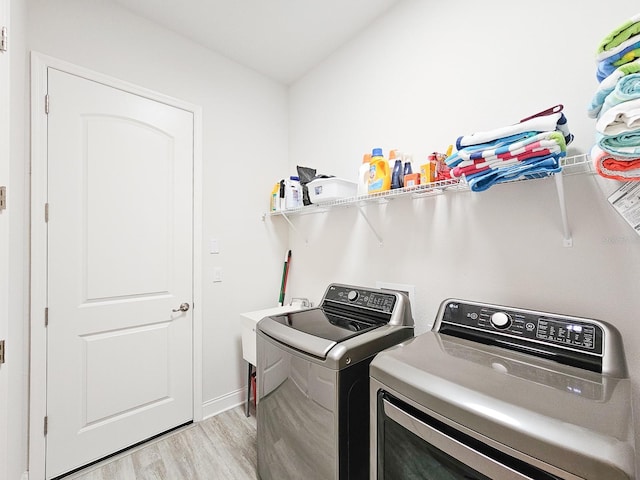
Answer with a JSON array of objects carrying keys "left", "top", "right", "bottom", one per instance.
[
  {"left": 259, "top": 308, "right": 380, "bottom": 359},
  {"left": 275, "top": 308, "right": 379, "bottom": 341}
]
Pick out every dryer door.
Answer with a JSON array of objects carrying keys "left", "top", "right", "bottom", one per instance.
[{"left": 376, "top": 392, "right": 565, "bottom": 480}]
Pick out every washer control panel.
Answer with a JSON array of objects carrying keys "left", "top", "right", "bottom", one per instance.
[
  {"left": 323, "top": 284, "right": 396, "bottom": 313},
  {"left": 439, "top": 300, "right": 603, "bottom": 356}
]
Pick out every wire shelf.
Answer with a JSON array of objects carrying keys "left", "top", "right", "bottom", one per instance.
[
  {"left": 266, "top": 153, "right": 592, "bottom": 218},
  {"left": 262, "top": 153, "right": 594, "bottom": 247}
]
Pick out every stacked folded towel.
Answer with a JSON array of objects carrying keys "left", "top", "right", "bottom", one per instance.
[
  {"left": 445, "top": 107, "right": 571, "bottom": 192},
  {"left": 589, "top": 13, "right": 640, "bottom": 181}
]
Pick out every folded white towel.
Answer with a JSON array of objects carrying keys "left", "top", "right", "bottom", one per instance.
[
  {"left": 595, "top": 97, "right": 640, "bottom": 135},
  {"left": 457, "top": 112, "right": 563, "bottom": 149}
]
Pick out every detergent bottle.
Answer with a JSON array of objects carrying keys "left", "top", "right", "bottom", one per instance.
[
  {"left": 270, "top": 182, "right": 281, "bottom": 211},
  {"left": 368, "top": 148, "right": 391, "bottom": 193},
  {"left": 389, "top": 149, "right": 402, "bottom": 189},
  {"left": 285, "top": 176, "right": 303, "bottom": 209},
  {"left": 357, "top": 153, "right": 372, "bottom": 196},
  {"left": 403, "top": 153, "right": 413, "bottom": 177}
]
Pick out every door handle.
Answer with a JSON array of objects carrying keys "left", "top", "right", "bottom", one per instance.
[{"left": 172, "top": 302, "right": 190, "bottom": 313}]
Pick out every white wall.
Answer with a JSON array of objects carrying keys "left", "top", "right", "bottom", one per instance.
[
  {"left": 11, "top": 0, "right": 289, "bottom": 476},
  {"left": 287, "top": 0, "right": 640, "bottom": 468}
]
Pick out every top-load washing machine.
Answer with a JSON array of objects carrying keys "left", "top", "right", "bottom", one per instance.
[
  {"left": 370, "top": 298, "right": 635, "bottom": 480},
  {"left": 256, "top": 283, "right": 414, "bottom": 480}
]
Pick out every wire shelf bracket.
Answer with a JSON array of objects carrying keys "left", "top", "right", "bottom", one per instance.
[
  {"left": 356, "top": 204, "right": 384, "bottom": 247},
  {"left": 279, "top": 211, "right": 308, "bottom": 245},
  {"left": 554, "top": 171, "right": 573, "bottom": 247}
]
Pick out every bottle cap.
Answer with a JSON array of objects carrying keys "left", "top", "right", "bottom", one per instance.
[
  {"left": 445, "top": 144, "right": 453, "bottom": 157},
  {"left": 290, "top": 176, "right": 299, "bottom": 181},
  {"left": 362, "top": 153, "right": 372, "bottom": 163},
  {"left": 372, "top": 148, "right": 383, "bottom": 157},
  {"left": 389, "top": 149, "right": 397, "bottom": 160}
]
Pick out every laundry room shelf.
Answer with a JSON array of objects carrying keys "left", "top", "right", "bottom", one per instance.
[{"left": 264, "top": 153, "right": 592, "bottom": 247}]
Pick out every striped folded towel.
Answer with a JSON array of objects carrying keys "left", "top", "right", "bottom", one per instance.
[
  {"left": 588, "top": 59, "right": 640, "bottom": 118},
  {"left": 600, "top": 73, "right": 640, "bottom": 116},
  {"left": 465, "top": 154, "right": 564, "bottom": 192},
  {"left": 449, "top": 132, "right": 566, "bottom": 178},
  {"left": 597, "top": 41, "right": 640, "bottom": 82},
  {"left": 445, "top": 132, "right": 536, "bottom": 168},
  {"left": 596, "top": 129, "right": 640, "bottom": 158},
  {"left": 597, "top": 13, "right": 640, "bottom": 60},
  {"left": 591, "top": 144, "right": 640, "bottom": 181}
]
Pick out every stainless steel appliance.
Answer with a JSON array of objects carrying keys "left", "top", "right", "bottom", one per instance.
[
  {"left": 370, "top": 299, "right": 635, "bottom": 480},
  {"left": 256, "top": 283, "right": 414, "bottom": 480}
]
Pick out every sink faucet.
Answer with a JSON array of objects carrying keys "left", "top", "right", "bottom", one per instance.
[{"left": 290, "top": 297, "right": 312, "bottom": 307}]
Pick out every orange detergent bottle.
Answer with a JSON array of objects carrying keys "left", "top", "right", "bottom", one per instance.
[{"left": 368, "top": 148, "right": 391, "bottom": 193}]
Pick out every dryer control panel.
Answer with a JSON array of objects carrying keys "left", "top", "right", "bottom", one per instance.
[
  {"left": 434, "top": 300, "right": 612, "bottom": 373},
  {"left": 440, "top": 301, "right": 603, "bottom": 355}
]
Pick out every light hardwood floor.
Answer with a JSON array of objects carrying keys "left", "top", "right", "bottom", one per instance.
[{"left": 61, "top": 405, "right": 257, "bottom": 480}]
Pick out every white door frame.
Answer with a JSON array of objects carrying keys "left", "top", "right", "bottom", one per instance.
[
  {"left": 29, "top": 51, "right": 203, "bottom": 480},
  {"left": 0, "top": 1, "right": 9, "bottom": 479}
]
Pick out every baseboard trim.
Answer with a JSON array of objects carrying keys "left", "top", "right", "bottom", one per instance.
[{"left": 201, "top": 387, "right": 246, "bottom": 420}]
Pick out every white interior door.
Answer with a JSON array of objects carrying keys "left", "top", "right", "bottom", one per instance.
[{"left": 45, "top": 68, "right": 194, "bottom": 479}]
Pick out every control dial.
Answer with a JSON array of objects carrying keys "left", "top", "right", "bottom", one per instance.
[
  {"left": 490, "top": 311, "right": 511, "bottom": 329},
  {"left": 347, "top": 290, "right": 359, "bottom": 302}
]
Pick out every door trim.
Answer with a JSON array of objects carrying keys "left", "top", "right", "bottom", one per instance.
[
  {"left": 28, "top": 51, "right": 203, "bottom": 480},
  {"left": 0, "top": 1, "right": 8, "bottom": 479}
]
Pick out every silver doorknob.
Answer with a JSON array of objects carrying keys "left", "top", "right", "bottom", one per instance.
[{"left": 172, "top": 302, "right": 190, "bottom": 313}]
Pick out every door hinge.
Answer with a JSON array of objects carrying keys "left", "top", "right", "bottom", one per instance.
[
  {"left": 0, "top": 186, "right": 6, "bottom": 210},
  {"left": 1, "top": 26, "right": 7, "bottom": 52},
  {"left": 45, "top": 94, "right": 49, "bottom": 114},
  {"left": 0, "top": 340, "right": 5, "bottom": 364},
  {"left": 45, "top": 307, "right": 49, "bottom": 327},
  {"left": 45, "top": 203, "right": 49, "bottom": 222},
  {"left": 44, "top": 416, "right": 48, "bottom": 436}
]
